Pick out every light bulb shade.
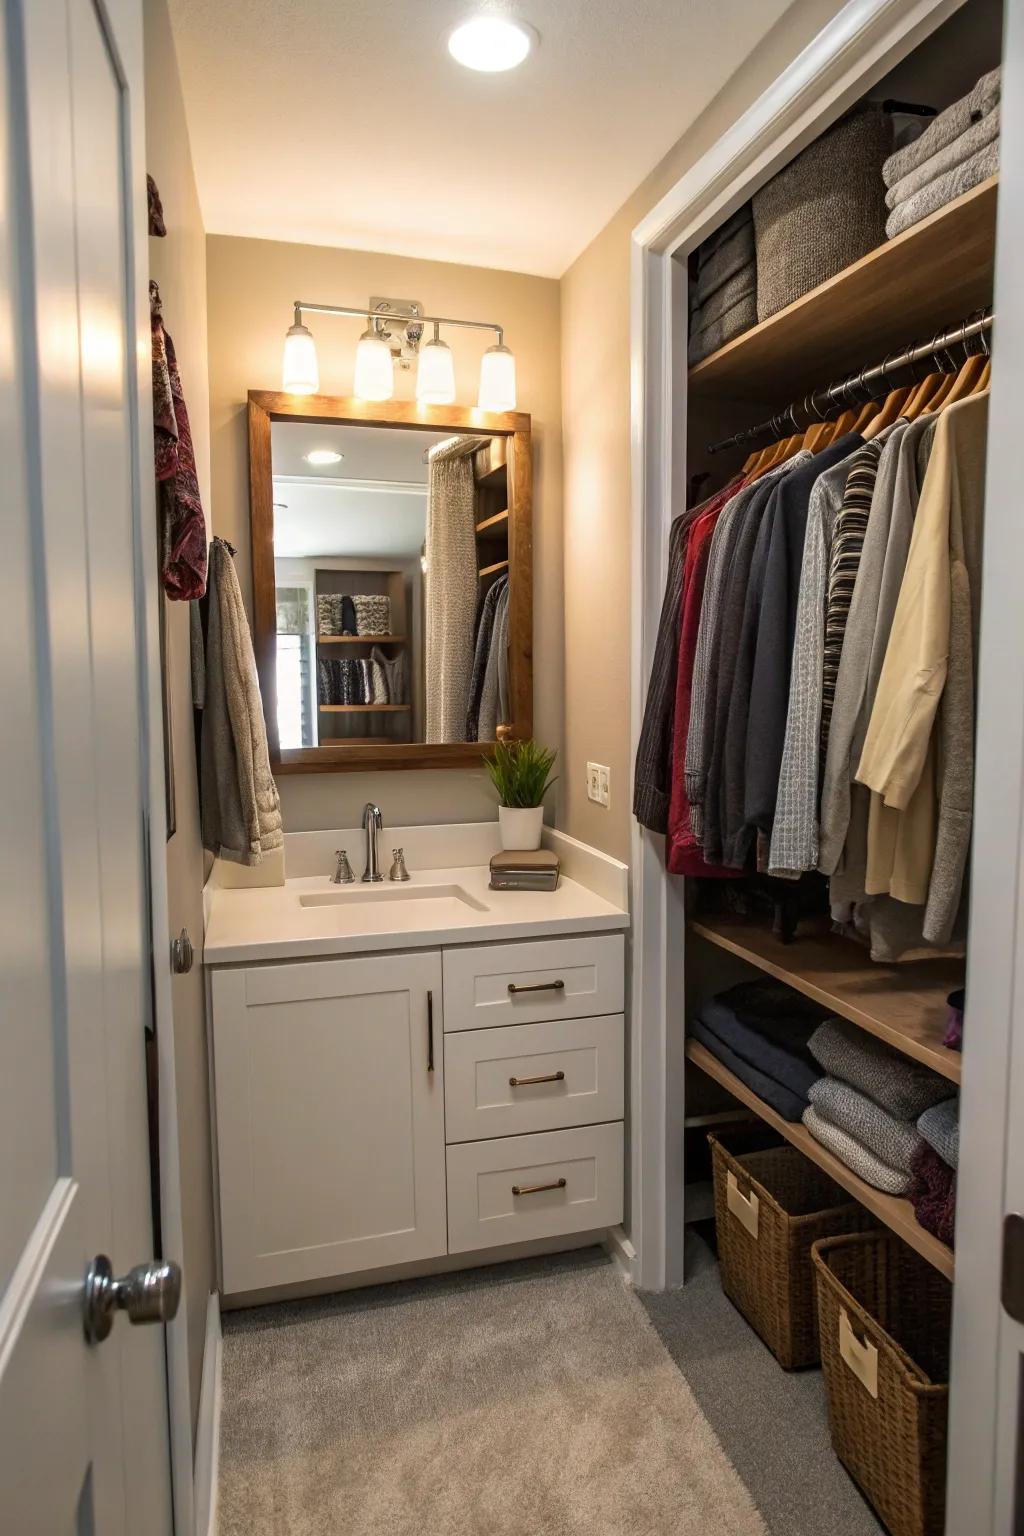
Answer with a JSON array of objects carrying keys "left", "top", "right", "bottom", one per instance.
[
  {"left": 282, "top": 322, "right": 319, "bottom": 395},
  {"left": 353, "top": 329, "right": 394, "bottom": 401},
  {"left": 416, "top": 338, "right": 456, "bottom": 405},
  {"left": 477, "top": 343, "right": 517, "bottom": 411}
]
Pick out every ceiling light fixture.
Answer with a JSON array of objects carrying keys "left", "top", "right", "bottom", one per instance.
[
  {"left": 448, "top": 15, "right": 532, "bottom": 72},
  {"left": 303, "top": 449, "right": 343, "bottom": 466}
]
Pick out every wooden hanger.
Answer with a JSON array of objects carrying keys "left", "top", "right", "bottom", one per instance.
[
  {"left": 829, "top": 407, "right": 858, "bottom": 440},
  {"left": 862, "top": 385, "right": 911, "bottom": 440},
  {"left": 936, "top": 352, "right": 987, "bottom": 409},
  {"left": 976, "top": 359, "right": 991, "bottom": 391},
  {"left": 900, "top": 370, "right": 943, "bottom": 420}
]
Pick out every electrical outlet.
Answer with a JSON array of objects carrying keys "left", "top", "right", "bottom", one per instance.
[
  {"left": 586, "top": 762, "right": 602, "bottom": 803},
  {"left": 598, "top": 765, "right": 611, "bottom": 808}
]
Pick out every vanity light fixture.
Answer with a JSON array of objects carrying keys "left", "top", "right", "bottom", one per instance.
[
  {"left": 303, "top": 448, "right": 343, "bottom": 466},
  {"left": 281, "top": 297, "right": 517, "bottom": 411},
  {"left": 448, "top": 15, "right": 533, "bottom": 72}
]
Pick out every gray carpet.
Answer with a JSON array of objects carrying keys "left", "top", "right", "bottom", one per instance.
[
  {"left": 640, "top": 1233, "right": 883, "bottom": 1535},
  {"left": 218, "top": 1250, "right": 766, "bottom": 1536}
]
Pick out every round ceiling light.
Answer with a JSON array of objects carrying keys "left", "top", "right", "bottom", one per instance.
[
  {"left": 304, "top": 449, "right": 343, "bottom": 466},
  {"left": 448, "top": 15, "right": 532, "bottom": 72}
]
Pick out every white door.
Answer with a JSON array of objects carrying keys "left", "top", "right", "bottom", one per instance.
[
  {"left": 211, "top": 951, "right": 447, "bottom": 1293},
  {"left": 0, "top": 1, "right": 175, "bottom": 1532}
]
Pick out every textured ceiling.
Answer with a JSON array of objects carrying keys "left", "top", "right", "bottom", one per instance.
[{"left": 167, "top": 0, "right": 793, "bottom": 276}]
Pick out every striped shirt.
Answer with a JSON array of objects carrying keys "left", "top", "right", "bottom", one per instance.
[{"left": 820, "top": 441, "right": 883, "bottom": 765}]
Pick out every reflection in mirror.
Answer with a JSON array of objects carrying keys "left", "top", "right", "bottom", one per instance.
[{"left": 270, "top": 422, "right": 512, "bottom": 752}]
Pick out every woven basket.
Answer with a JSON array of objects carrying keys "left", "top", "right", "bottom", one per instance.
[
  {"left": 709, "top": 1134, "right": 873, "bottom": 1368},
  {"left": 812, "top": 1232, "right": 951, "bottom": 1536}
]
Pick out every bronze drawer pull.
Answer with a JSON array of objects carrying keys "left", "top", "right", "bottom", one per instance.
[
  {"left": 509, "top": 1070, "right": 566, "bottom": 1087},
  {"left": 507, "top": 979, "right": 565, "bottom": 995},
  {"left": 512, "top": 1177, "right": 567, "bottom": 1197}
]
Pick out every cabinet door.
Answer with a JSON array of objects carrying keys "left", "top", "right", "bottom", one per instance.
[{"left": 211, "top": 951, "right": 445, "bottom": 1294}]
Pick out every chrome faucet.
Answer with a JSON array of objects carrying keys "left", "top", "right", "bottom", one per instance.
[{"left": 361, "top": 802, "right": 384, "bottom": 883}]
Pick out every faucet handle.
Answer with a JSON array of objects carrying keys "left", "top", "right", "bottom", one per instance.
[
  {"left": 332, "top": 849, "right": 355, "bottom": 884},
  {"left": 389, "top": 848, "right": 410, "bottom": 882}
]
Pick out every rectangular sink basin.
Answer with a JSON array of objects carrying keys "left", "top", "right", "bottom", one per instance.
[{"left": 300, "top": 883, "right": 488, "bottom": 912}]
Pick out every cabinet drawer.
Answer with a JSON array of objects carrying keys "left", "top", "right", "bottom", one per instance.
[
  {"left": 446, "top": 1123, "right": 623, "bottom": 1254},
  {"left": 444, "top": 1014, "right": 624, "bottom": 1143},
  {"left": 442, "top": 934, "right": 624, "bottom": 1032}
]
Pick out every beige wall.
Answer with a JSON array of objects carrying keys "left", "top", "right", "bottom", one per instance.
[
  {"left": 560, "top": 0, "right": 846, "bottom": 861},
  {"left": 144, "top": 0, "right": 215, "bottom": 1440},
  {"left": 205, "top": 236, "right": 563, "bottom": 832}
]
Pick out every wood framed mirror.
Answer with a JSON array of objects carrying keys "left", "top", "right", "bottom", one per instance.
[{"left": 248, "top": 392, "right": 532, "bottom": 773}]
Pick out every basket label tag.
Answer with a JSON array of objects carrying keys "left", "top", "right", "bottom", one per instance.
[
  {"left": 726, "top": 1171, "right": 759, "bottom": 1239},
  {"left": 839, "top": 1306, "right": 879, "bottom": 1399}
]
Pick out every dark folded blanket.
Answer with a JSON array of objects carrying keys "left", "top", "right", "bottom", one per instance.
[
  {"left": 910, "top": 1142, "right": 955, "bottom": 1247},
  {"left": 698, "top": 980, "right": 826, "bottom": 1099},
  {"left": 689, "top": 1018, "right": 810, "bottom": 1122}
]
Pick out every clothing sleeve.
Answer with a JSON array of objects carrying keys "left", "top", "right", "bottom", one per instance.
[
  {"left": 743, "top": 504, "right": 792, "bottom": 834},
  {"left": 684, "top": 503, "right": 739, "bottom": 829},
  {"left": 855, "top": 419, "right": 953, "bottom": 810},
  {"left": 923, "top": 558, "right": 973, "bottom": 941},
  {"left": 632, "top": 517, "right": 688, "bottom": 831}
]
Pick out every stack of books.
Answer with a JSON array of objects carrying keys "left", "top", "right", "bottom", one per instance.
[{"left": 489, "top": 848, "right": 560, "bottom": 892}]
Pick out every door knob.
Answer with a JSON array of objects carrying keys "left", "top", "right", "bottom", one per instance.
[
  {"left": 83, "top": 1254, "right": 182, "bottom": 1344},
  {"left": 170, "top": 928, "right": 194, "bottom": 974}
]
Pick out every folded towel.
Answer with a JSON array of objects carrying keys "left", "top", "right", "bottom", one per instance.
[
  {"left": 809, "top": 1076, "right": 922, "bottom": 1176},
  {"left": 695, "top": 208, "right": 755, "bottom": 306},
  {"left": 687, "top": 290, "right": 757, "bottom": 366},
  {"left": 316, "top": 594, "right": 336, "bottom": 636},
  {"left": 918, "top": 1097, "right": 959, "bottom": 1170},
  {"left": 690, "top": 1018, "right": 809, "bottom": 1122},
  {"left": 809, "top": 1018, "right": 951, "bottom": 1120},
  {"left": 886, "top": 104, "right": 999, "bottom": 208},
  {"left": 358, "top": 657, "right": 373, "bottom": 703},
  {"left": 316, "top": 658, "right": 334, "bottom": 705},
  {"left": 803, "top": 1103, "right": 911, "bottom": 1194},
  {"left": 370, "top": 658, "right": 388, "bottom": 705},
  {"left": 883, "top": 66, "right": 1000, "bottom": 186},
  {"left": 910, "top": 1142, "right": 955, "bottom": 1246},
  {"left": 698, "top": 980, "right": 826, "bottom": 1098},
  {"left": 353, "top": 594, "right": 391, "bottom": 636},
  {"left": 886, "top": 137, "right": 999, "bottom": 239}
]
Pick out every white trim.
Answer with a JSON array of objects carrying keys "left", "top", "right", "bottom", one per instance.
[
  {"left": 193, "top": 1292, "right": 222, "bottom": 1536},
  {"left": 273, "top": 473, "right": 426, "bottom": 496},
  {"left": 603, "top": 1225, "right": 637, "bottom": 1284}
]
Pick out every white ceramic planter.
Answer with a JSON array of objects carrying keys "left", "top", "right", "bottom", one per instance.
[{"left": 498, "top": 805, "right": 543, "bottom": 851}]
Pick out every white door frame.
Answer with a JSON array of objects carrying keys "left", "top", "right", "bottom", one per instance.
[
  {"left": 109, "top": 0, "right": 195, "bottom": 1526},
  {"left": 628, "top": 0, "right": 1017, "bottom": 1523}
]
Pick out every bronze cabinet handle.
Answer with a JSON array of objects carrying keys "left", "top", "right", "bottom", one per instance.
[
  {"left": 509, "top": 1070, "right": 566, "bottom": 1087},
  {"left": 507, "top": 979, "right": 565, "bottom": 995},
  {"left": 427, "top": 989, "right": 435, "bottom": 1073},
  {"left": 512, "top": 1178, "right": 568, "bottom": 1197}
]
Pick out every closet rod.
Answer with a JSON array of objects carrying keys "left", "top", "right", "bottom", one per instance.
[{"left": 705, "top": 307, "right": 992, "bottom": 456}]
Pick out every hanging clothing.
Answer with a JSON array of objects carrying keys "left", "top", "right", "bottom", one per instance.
[
  {"left": 467, "top": 574, "right": 508, "bottom": 744},
  {"left": 820, "top": 439, "right": 885, "bottom": 760},
  {"left": 424, "top": 437, "right": 479, "bottom": 742},
  {"left": 150, "top": 282, "right": 207, "bottom": 601},
  {"left": 634, "top": 512, "right": 699, "bottom": 831},
  {"left": 477, "top": 580, "right": 510, "bottom": 742}
]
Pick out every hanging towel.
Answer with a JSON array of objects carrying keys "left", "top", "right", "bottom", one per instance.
[
  {"left": 466, "top": 575, "right": 507, "bottom": 742},
  {"left": 885, "top": 137, "right": 998, "bottom": 238},
  {"left": 808, "top": 1076, "right": 922, "bottom": 1175},
  {"left": 196, "top": 539, "right": 282, "bottom": 865},
  {"left": 882, "top": 66, "right": 1000, "bottom": 187},
  {"left": 909, "top": 1142, "right": 956, "bottom": 1245},
  {"left": 425, "top": 437, "right": 479, "bottom": 742},
  {"left": 150, "top": 282, "right": 207, "bottom": 601},
  {"left": 808, "top": 1018, "right": 951, "bottom": 1120},
  {"left": 802, "top": 1103, "right": 911, "bottom": 1194},
  {"left": 918, "top": 1097, "right": 959, "bottom": 1170}
]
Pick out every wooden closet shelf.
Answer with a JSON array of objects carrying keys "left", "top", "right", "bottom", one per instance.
[
  {"left": 686, "top": 1039, "right": 954, "bottom": 1280},
  {"left": 689, "top": 915, "right": 962, "bottom": 1084},
  {"left": 318, "top": 703, "right": 410, "bottom": 713},
  {"left": 478, "top": 559, "right": 509, "bottom": 578},
  {"left": 316, "top": 634, "right": 407, "bottom": 645},
  {"left": 689, "top": 176, "right": 998, "bottom": 402},
  {"left": 475, "top": 509, "right": 509, "bottom": 535}
]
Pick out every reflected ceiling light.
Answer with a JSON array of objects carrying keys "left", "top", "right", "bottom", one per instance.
[
  {"left": 416, "top": 324, "right": 456, "bottom": 405},
  {"left": 304, "top": 448, "right": 343, "bottom": 466},
  {"left": 353, "top": 327, "right": 395, "bottom": 401},
  {"left": 282, "top": 316, "right": 319, "bottom": 395},
  {"left": 448, "top": 15, "right": 532, "bottom": 72},
  {"left": 477, "top": 340, "right": 517, "bottom": 411}
]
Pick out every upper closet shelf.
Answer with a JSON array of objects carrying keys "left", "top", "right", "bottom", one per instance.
[
  {"left": 689, "top": 916, "right": 961, "bottom": 1084},
  {"left": 688, "top": 177, "right": 997, "bottom": 401}
]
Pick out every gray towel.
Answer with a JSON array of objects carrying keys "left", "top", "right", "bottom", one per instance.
[
  {"left": 886, "top": 105, "right": 1000, "bottom": 209},
  {"left": 883, "top": 66, "right": 1000, "bottom": 186},
  {"left": 809, "top": 1018, "right": 951, "bottom": 1120},
  {"left": 695, "top": 207, "right": 755, "bottom": 306},
  {"left": 886, "top": 137, "right": 998, "bottom": 238},
  {"left": 918, "top": 1097, "right": 959, "bottom": 1169},
  {"left": 688, "top": 279, "right": 757, "bottom": 366},
  {"left": 808, "top": 1076, "right": 921, "bottom": 1175},
  {"left": 803, "top": 1104, "right": 911, "bottom": 1195}
]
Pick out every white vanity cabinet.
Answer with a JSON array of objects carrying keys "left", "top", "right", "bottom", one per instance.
[{"left": 209, "top": 932, "right": 625, "bottom": 1299}]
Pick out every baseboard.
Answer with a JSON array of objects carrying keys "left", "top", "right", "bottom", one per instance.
[
  {"left": 193, "top": 1291, "right": 222, "bottom": 1536},
  {"left": 604, "top": 1225, "right": 638, "bottom": 1284}
]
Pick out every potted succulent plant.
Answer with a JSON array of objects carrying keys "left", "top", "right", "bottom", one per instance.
[{"left": 485, "top": 738, "right": 558, "bottom": 851}]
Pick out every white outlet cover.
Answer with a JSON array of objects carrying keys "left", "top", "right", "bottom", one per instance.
[
  {"left": 586, "top": 761, "right": 602, "bottom": 803},
  {"left": 598, "top": 765, "right": 611, "bottom": 807}
]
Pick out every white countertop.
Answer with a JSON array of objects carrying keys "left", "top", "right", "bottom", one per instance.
[{"left": 204, "top": 864, "right": 629, "bottom": 964}]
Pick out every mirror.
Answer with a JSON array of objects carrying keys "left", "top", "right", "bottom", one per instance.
[{"left": 248, "top": 394, "right": 532, "bottom": 771}]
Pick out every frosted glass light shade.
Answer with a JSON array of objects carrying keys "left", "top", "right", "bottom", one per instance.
[
  {"left": 448, "top": 17, "right": 532, "bottom": 72},
  {"left": 416, "top": 337, "right": 456, "bottom": 405},
  {"left": 282, "top": 322, "right": 319, "bottom": 395},
  {"left": 353, "top": 329, "right": 394, "bottom": 401},
  {"left": 478, "top": 343, "right": 517, "bottom": 411}
]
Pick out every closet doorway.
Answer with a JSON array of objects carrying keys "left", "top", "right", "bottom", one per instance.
[{"left": 628, "top": 0, "right": 1024, "bottom": 1529}]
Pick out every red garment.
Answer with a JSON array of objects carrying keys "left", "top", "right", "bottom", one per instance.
[
  {"left": 667, "top": 484, "right": 744, "bottom": 876},
  {"left": 151, "top": 281, "right": 208, "bottom": 601}
]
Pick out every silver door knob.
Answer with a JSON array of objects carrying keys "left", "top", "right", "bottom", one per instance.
[
  {"left": 170, "top": 928, "right": 194, "bottom": 974},
  {"left": 83, "top": 1254, "right": 182, "bottom": 1344}
]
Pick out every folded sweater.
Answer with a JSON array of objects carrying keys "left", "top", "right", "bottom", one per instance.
[
  {"left": 910, "top": 1142, "right": 956, "bottom": 1246},
  {"left": 886, "top": 104, "right": 999, "bottom": 209},
  {"left": 698, "top": 979, "right": 825, "bottom": 1098},
  {"left": 886, "top": 137, "right": 999, "bottom": 239},
  {"left": 809, "top": 1017, "right": 951, "bottom": 1120},
  {"left": 803, "top": 1103, "right": 911, "bottom": 1195},
  {"left": 689, "top": 1018, "right": 809, "bottom": 1123},
  {"left": 808, "top": 1075, "right": 922, "bottom": 1176},
  {"left": 918, "top": 1096, "right": 959, "bottom": 1170},
  {"left": 882, "top": 66, "right": 1000, "bottom": 186}
]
